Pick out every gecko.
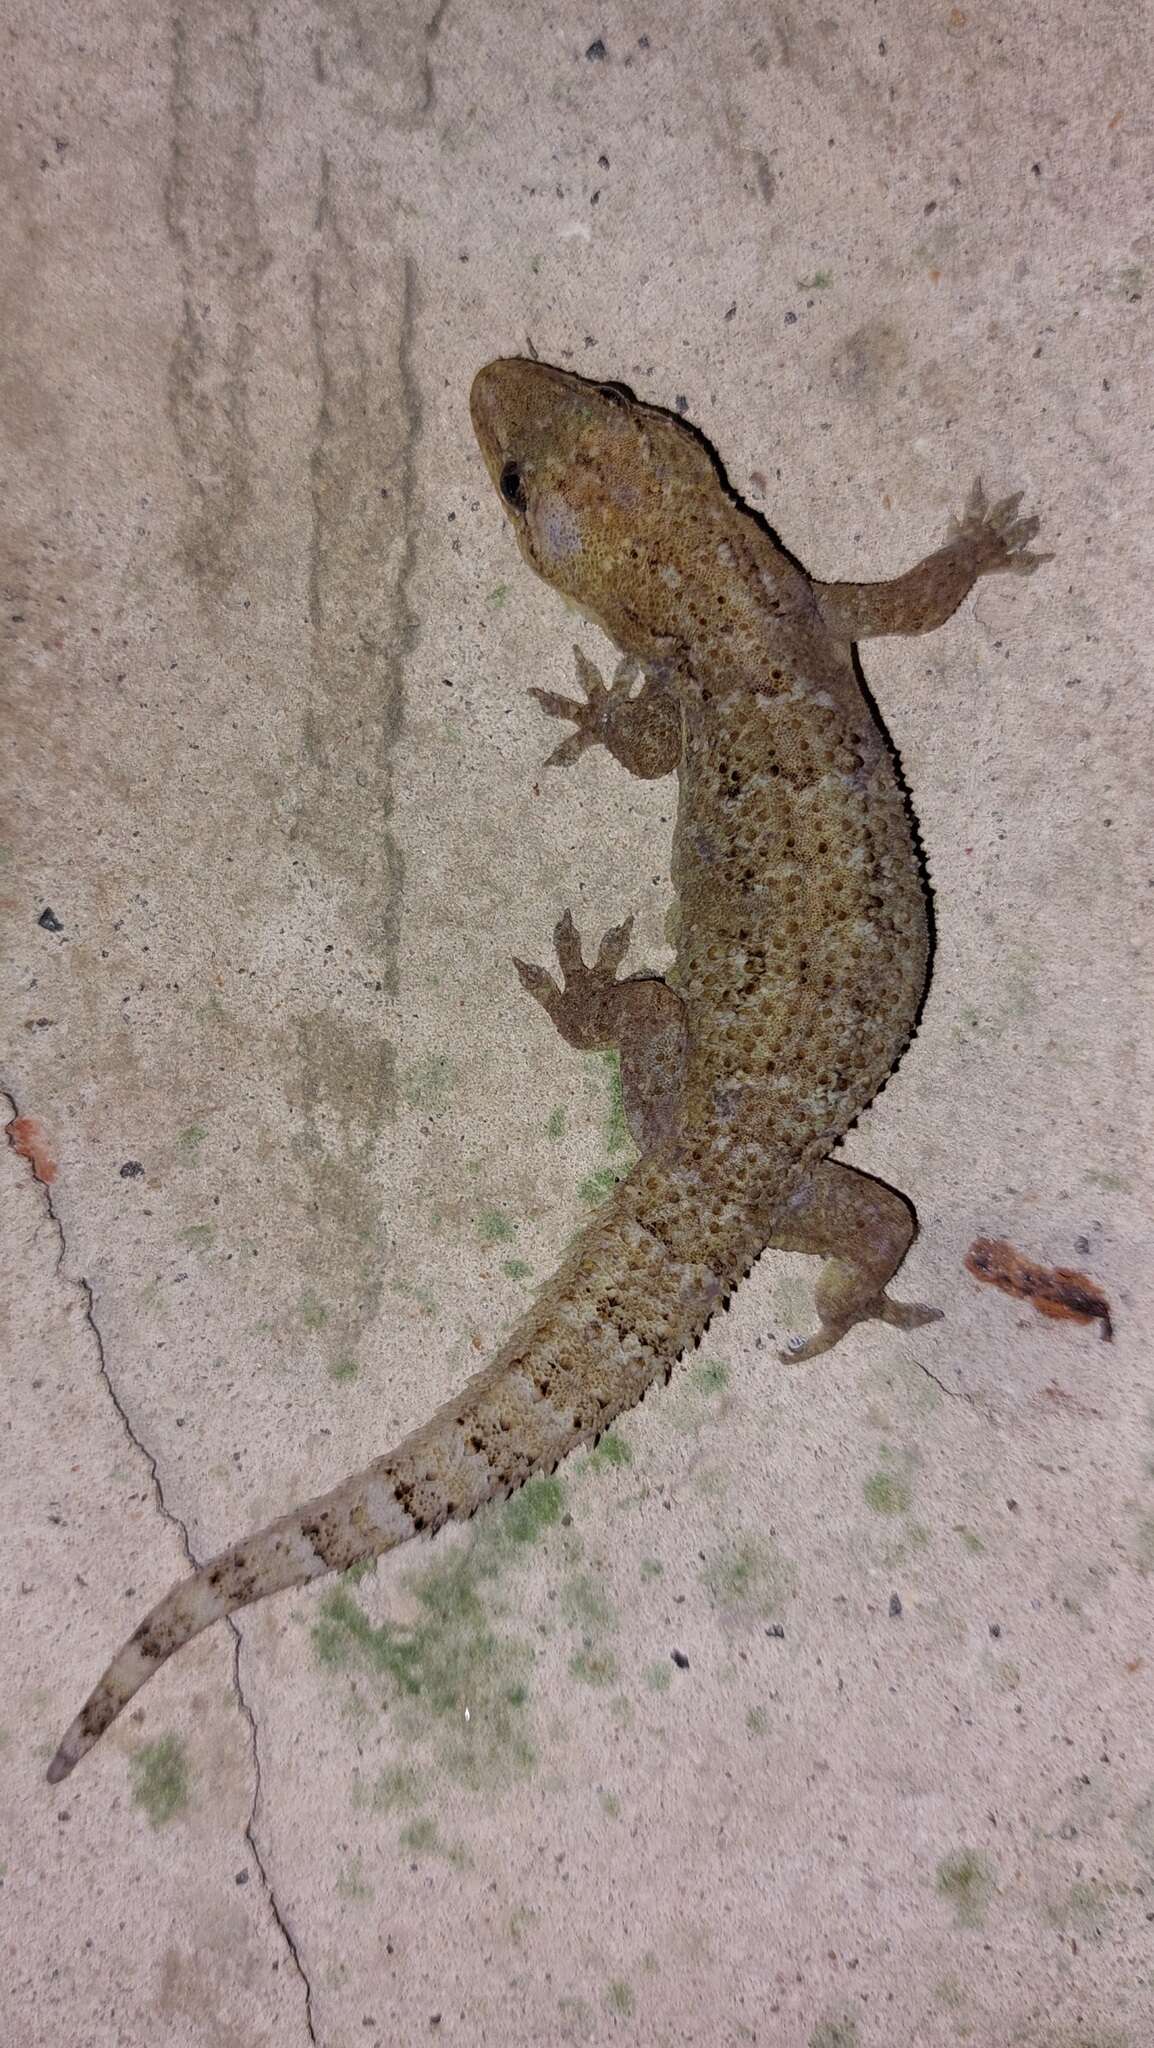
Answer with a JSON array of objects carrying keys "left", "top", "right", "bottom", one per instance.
[{"left": 47, "top": 358, "right": 1046, "bottom": 1783}]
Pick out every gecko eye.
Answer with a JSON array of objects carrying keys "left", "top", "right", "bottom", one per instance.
[{"left": 499, "top": 460, "right": 526, "bottom": 511}]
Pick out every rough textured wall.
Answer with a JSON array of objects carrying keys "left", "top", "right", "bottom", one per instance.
[{"left": 2, "top": 4, "right": 1150, "bottom": 2044}]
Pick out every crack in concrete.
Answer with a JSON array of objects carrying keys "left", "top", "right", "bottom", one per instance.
[
  {"left": 4, "top": 1098, "right": 318, "bottom": 2044},
  {"left": 230, "top": 1629, "right": 319, "bottom": 2045},
  {"left": 912, "top": 1354, "right": 974, "bottom": 1407}
]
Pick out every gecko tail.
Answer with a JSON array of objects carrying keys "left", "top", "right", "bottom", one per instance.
[
  {"left": 48, "top": 1161, "right": 706, "bottom": 1785},
  {"left": 46, "top": 1462, "right": 417, "bottom": 1783}
]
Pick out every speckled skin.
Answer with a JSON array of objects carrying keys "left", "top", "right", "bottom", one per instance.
[{"left": 47, "top": 360, "right": 1045, "bottom": 1784}]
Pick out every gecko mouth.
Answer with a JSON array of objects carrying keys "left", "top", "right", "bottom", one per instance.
[
  {"left": 470, "top": 356, "right": 581, "bottom": 490},
  {"left": 469, "top": 358, "right": 528, "bottom": 480}
]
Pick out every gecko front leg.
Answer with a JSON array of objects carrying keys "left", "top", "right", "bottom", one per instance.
[
  {"left": 514, "top": 910, "right": 688, "bottom": 1152},
  {"left": 815, "top": 478, "right": 1049, "bottom": 641},
  {"left": 531, "top": 647, "right": 681, "bottom": 778}
]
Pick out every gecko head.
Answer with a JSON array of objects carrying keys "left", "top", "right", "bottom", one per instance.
[{"left": 470, "top": 357, "right": 719, "bottom": 655}]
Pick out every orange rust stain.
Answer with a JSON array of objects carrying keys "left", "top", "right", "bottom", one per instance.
[
  {"left": 965, "top": 1237, "right": 1112, "bottom": 1342},
  {"left": 6, "top": 1114, "right": 58, "bottom": 1185}
]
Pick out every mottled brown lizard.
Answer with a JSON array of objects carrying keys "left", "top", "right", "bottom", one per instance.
[{"left": 47, "top": 359, "right": 1046, "bottom": 1782}]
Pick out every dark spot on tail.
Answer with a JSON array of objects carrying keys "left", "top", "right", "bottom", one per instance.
[
  {"left": 391, "top": 1475, "right": 427, "bottom": 1534},
  {"left": 301, "top": 1517, "right": 347, "bottom": 1568},
  {"left": 81, "top": 1698, "right": 112, "bottom": 1740}
]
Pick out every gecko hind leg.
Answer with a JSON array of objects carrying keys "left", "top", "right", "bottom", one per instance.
[
  {"left": 770, "top": 1161, "right": 942, "bottom": 1363},
  {"left": 513, "top": 909, "right": 688, "bottom": 1152}
]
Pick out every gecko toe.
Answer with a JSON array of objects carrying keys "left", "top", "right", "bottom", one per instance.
[
  {"left": 879, "top": 1299, "right": 944, "bottom": 1332},
  {"left": 513, "top": 956, "right": 561, "bottom": 1004},
  {"left": 595, "top": 915, "right": 634, "bottom": 973}
]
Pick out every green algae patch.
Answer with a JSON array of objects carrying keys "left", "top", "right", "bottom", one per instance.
[
  {"left": 500, "top": 1475, "right": 565, "bottom": 1546},
  {"left": 313, "top": 1558, "right": 533, "bottom": 1785},
  {"left": 129, "top": 1734, "right": 190, "bottom": 1827},
  {"left": 477, "top": 1209, "right": 517, "bottom": 1244},
  {"left": 604, "top": 1979, "right": 635, "bottom": 2018},
  {"left": 336, "top": 1854, "right": 373, "bottom": 1901},
  {"left": 398, "top": 1814, "right": 438, "bottom": 1854},
  {"left": 352, "top": 1764, "right": 423, "bottom": 1812},
  {"left": 501, "top": 1258, "right": 533, "bottom": 1281},
  {"left": 1044, "top": 1881, "right": 1112, "bottom": 1936},
  {"left": 702, "top": 1535, "right": 796, "bottom": 1619},
  {"left": 399, "top": 1815, "right": 471, "bottom": 1866},
  {"left": 569, "top": 1647, "right": 619, "bottom": 1687},
  {"left": 399, "top": 1052, "right": 456, "bottom": 1113},
  {"left": 585, "top": 1430, "right": 633, "bottom": 1473},
  {"left": 579, "top": 1167, "right": 620, "bottom": 1208},
  {"left": 312, "top": 1484, "right": 566, "bottom": 1787},
  {"left": 179, "top": 1223, "right": 216, "bottom": 1253},
  {"left": 328, "top": 1355, "right": 359, "bottom": 1383},
  {"left": 668, "top": 1357, "right": 736, "bottom": 1437},
  {"left": 558, "top": 1526, "right": 619, "bottom": 1698},
  {"left": 298, "top": 1289, "right": 329, "bottom": 1330},
  {"left": 558, "top": 1995, "right": 594, "bottom": 2040},
  {"left": 594, "top": 1051, "right": 631, "bottom": 1157},
  {"left": 936, "top": 1847, "right": 994, "bottom": 1928},
  {"left": 560, "top": 1571, "right": 615, "bottom": 1634},
  {"left": 933, "top": 1976, "right": 965, "bottom": 2009},
  {"left": 809, "top": 2020, "right": 857, "bottom": 2048},
  {"left": 389, "top": 1275, "right": 439, "bottom": 1316},
  {"left": 863, "top": 1470, "right": 911, "bottom": 1516}
]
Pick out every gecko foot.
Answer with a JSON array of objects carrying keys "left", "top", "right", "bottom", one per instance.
[
  {"left": 779, "top": 1295, "right": 943, "bottom": 1365},
  {"left": 946, "top": 477, "right": 1052, "bottom": 578},
  {"left": 513, "top": 908, "right": 635, "bottom": 1050},
  {"left": 530, "top": 646, "right": 641, "bottom": 768}
]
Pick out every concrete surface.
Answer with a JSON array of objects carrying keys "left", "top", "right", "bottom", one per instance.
[{"left": 3, "top": 4, "right": 1151, "bottom": 2044}]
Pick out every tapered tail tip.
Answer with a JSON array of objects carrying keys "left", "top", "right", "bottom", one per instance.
[{"left": 46, "top": 1734, "right": 81, "bottom": 1783}]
